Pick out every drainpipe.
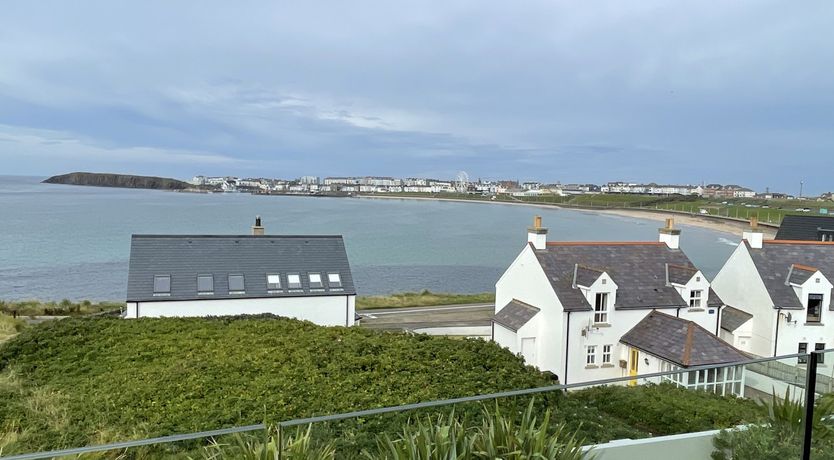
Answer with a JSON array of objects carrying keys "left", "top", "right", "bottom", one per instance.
[
  {"left": 773, "top": 308, "right": 782, "bottom": 357},
  {"left": 715, "top": 304, "right": 724, "bottom": 336},
  {"left": 345, "top": 296, "right": 350, "bottom": 327},
  {"left": 676, "top": 307, "right": 681, "bottom": 318},
  {"left": 564, "top": 312, "right": 571, "bottom": 385}
]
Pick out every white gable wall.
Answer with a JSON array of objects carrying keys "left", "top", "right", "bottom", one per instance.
[
  {"left": 494, "top": 244, "right": 563, "bottom": 374},
  {"left": 125, "top": 295, "right": 356, "bottom": 327},
  {"left": 712, "top": 243, "right": 776, "bottom": 357},
  {"left": 776, "top": 272, "right": 834, "bottom": 357}
]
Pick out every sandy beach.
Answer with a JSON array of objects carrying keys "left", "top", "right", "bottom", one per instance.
[{"left": 357, "top": 195, "right": 777, "bottom": 238}]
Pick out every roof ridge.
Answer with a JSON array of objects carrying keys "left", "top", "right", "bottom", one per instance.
[
  {"left": 791, "top": 263, "right": 819, "bottom": 272},
  {"left": 576, "top": 264, "right": 605, "bottom": 272},
  {"left": 131, "top": 234, "right": 344, "bottom": 239},
  {"left": 667, "top": 263, "right": 697, "bottom": 271},
  {"left": 764, "top": 240, "right": 834, "bottom": 246},
  {"left": 546, "top": 241, "right": 665, "bottom": 246},
  {"left": 508, "top": 298, "right": 541, "bottom": 311}
]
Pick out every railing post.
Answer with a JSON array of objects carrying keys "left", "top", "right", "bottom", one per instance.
[
  {"left": 801, "top": 351, "right": 819, "bottom": 460},
  {"left": 277, "top": 424, "right": 283, "bottom": 460}
]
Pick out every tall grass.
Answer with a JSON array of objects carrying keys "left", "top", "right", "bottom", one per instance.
[
  {"left": 0, "top": 313, "right": 26, "bottom": 343},
  {"left": 356, "top": 291, "right": 495, "bottom": 310}
]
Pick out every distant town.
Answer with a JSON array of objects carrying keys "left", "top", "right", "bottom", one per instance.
[{"left": 190, "top": 174, "right": 833, "bottom": 201}]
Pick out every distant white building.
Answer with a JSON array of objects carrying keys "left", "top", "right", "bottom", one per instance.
[
  {"left": 492, "top": 216, "right": 746, "bottom": 394},
  {"left": 125, "top": 217, "right": 357, "bottom": 326},
  {"left": 713, "top": 219, "right": 834, "bottom": 358}
]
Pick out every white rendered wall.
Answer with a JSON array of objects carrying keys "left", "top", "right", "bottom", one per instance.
[
  {"left": 494, "top": 244, "right": 564, "bottom": 376},
  {"left": 712, "top": 243, "right": 776, "bottom": 356},
  {"left": 125, "top": 295, "right": 355, "bottom": 327},
  {"left": 774, "top": 273, "right": 834, "bottom": 357}
]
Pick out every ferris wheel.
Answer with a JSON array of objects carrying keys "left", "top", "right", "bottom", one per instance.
[{"left": 456, "top": 171, "right": 470, "bottom": 191}]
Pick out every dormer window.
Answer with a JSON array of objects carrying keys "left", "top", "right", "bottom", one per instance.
[
  {"left": 807, "top": 294, "right": 823, "bottom": 323},
  {"left": 594, "top": 293, "right": 609, "bottom": 324},
  {"left": 689, "top": 290, "right": 703, "bottom": 309}
]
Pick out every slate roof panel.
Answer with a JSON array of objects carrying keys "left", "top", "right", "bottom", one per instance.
[
  {"left": 746, "top": 241, "right": 834, "bottom": 310},
  {"left": 493, "top": 299, "right": 540, "bottom": 332},
  {"left": 127, "top": 235, "right": 356, "bottom": 302},
  {"left": 534, "top": 243, "right": 700, "bottom": 311},
  {"left": 721, "top": 305, "right": 753, "bottom": 332},
  {"left": 775, "top": 215, "right": 834, "bottom": 241},
  {"left": 621, "top": 311, "right": 748, "bottom": 366}
]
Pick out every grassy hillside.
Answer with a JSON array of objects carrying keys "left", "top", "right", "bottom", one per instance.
[
  {"left": 0, "top": 316, "right": 763, "bottom": 457},
  {"left": 0, "top": 299, "right": 123, "bottom": 317}
]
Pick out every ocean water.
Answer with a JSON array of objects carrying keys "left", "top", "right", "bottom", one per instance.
[{"left": 0, "top": 176, "right": 740, "bottom": 301}]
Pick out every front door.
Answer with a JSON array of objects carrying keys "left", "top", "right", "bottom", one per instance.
[
  {"left": 629, "top": 348, "right": 639, "bottom": 386},
  {"left": 520, "top": 337, "right": 536, "bottom": 365}
]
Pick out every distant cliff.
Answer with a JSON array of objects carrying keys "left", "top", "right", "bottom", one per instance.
[{"left": 42, "top": 172, "right": 191, "bottom": 190}]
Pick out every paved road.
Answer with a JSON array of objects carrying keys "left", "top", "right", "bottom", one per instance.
[{"left": 357, "top": 303, "right": 494, "bottom": 331}]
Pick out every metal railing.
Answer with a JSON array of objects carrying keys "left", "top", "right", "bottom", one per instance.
[{"left": 2, "top": 350, "right": 831, "bottom": 460}]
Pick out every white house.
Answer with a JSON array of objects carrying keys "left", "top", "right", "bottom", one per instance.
[
  {"left": 712, "top": 219, "right": 834, "bottom": 359},
  {"left": 124, "top": 217, "right": 356, "bottom": 326},
  {"left": 492, "top": 216, "right": 747, "bottom": 395}
]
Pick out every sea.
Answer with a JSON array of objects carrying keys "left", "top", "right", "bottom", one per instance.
[{"left": 0, "top": 175, "right": 741, "bottom": 301}]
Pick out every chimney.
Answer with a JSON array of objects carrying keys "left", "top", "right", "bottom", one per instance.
[
  {"left": 742, "top": 216, "right": 763, "bottom": 249},
  {"left": 658, "top": 218, "right": 681, "bottom": 249},
  {"left": 252, "top": 215, "right": 265, "bottom": 236},
  {"left": 527, "top": 215, "right": 548, "bottom": 249}
]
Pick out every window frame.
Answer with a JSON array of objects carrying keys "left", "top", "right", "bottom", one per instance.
[
  {"left": 594, "top": 293, "right": 609, "bottom": 324},
  {"left": 799, "top": 342, "right": 808, "bottom": 364},
  {"left": 266, "top": 273, "right": 282, "bottom": 292},
  {"left": 689, "top": 290, "right": 703, "bottom": 308},
  {"left": 586, "top": 345, "right": 597, "bottom": 365},
  {"left": 153, "top": 275, "right": 171, "bottom": 296},
  {"left": 197, "top": 274, "right": 214, "bottom": 295},
  {"left": 308, "top": 273, "right": 323, "bottom": 289},
  {"left": 228, "top": 274, "right": 246, "bottom": 294},
  {"left": 816, "top": 343, "right": 826, "bottom": 364},
  {"left": 602, "top": 344, "right": 612, "bottom": 364},
  {"left": 287, "top": 273, "right": 302, "bottom": 290},
  {"left": 807, "top": 294, "right": 823, "bottom": 323},
  {"left": 327, "top": 273, "right": 342, "bottom": 288}
]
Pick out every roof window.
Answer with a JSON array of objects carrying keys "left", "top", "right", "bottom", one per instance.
[
  {"left": 267, "top": 273, "right": 282, "bottom": 291},
  {"left": 328, "top": 273, "right": 342, "bottom": 288},
  {"left": 288, "top": 274, "right": 302, "bottom": 290},
  {"left": 309, "top": 273, "right": 323, "bottom": 289},
  {"left": 153, "top": 275, "right": 171, "bottom": 296},
  {"left": 228, "top": 274, "right": 245, "bottom": 294},
  {"left": 197, "top": 274, "right": 214, "bottom": 295}
]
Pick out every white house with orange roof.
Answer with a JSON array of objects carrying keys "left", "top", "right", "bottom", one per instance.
[
  {"left": 492, "top": 216, "right": 747, "bottom": 394},
  {"left": 712, "top": 218, "right": 834, "bottom": 359}
]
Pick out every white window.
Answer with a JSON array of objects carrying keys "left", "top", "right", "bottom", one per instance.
[
  {"left": 309, "top": 273, "right": 323, "bottom": 289},
  {"left": 594, "top": 293, "right": 608, "bottom": 324},
  {"left": 328, "top": 273, "right": 342, "bottom": 288},
  {"left": 689, "top": 290, "right": 703, "bottom": 308},
  {"left": 266, "top": 274, "right": 281, "bottom": 291},
  {"left": 586, "top": 345, "right": 597, "bottom": 365},
  {"left": 287, "top": 274, "right": 302, "bottom": 290},
  {"left": 602, "top": 345, "right": 612, "bottom": 364}
]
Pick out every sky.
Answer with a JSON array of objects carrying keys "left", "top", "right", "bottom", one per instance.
[{"left": 0, "top": 1, "right": 832, "bottom": 194}]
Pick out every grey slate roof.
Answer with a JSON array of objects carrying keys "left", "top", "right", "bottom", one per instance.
[
  {"left": 721, "top": 306, "right": 753, "bottom": 332},
  {"left": 787, "top": 265, "right": 815, "bottom": 286},
  {"left": 621, "top": 311, "right": 749, "bottom": 367},
  {"left": 493, "top": 299, "right": 540, "bottom": 332},
  {"left": 127, "top": 235, "right": 355, "bottom": 302},
  {"left": 667, "top": 264, "right": 696, "bottom": 285},
  {"left": 775, "top": 215, "right": 834, "bottom": 241},
  {"left": 574, "top": 265, "right": 603, "bottom": 287},
  {"left": 745, "top": 241, "right": 834, "bottom": 310},
  {"left": 534, "top": 243, "right": 720, "bottom": 311}
]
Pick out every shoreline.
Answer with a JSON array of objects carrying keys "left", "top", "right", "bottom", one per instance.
[{"left": 356, "top": 194, "right": 777, "bottom": 238}]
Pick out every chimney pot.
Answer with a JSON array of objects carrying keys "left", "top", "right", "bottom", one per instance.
[
  {"left": 527, "top": 215, "right": 548, "bottom": 249},
  {"left": 252, "top": 215, "right": 265, "bottom": 236},
  {"left": 658, "top": 217, "right": 681, "bottom": 249},
  {"left": 743, "top": 216, "right": 763, "bottom": 249}
]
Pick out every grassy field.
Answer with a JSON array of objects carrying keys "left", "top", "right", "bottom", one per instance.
[
  {"left": 356, "top": 291, "right": 495, "bottom": 309},
  {"left": 0, "top": 314, "right": 26, "bottom": 344},
  {"left": 0, "top": 316, "right": 763, "bottom": 457},
  {"left": 366, "top": 192, "right": 833, "bottom": 225},
  {"left": 0, "top": 299, "right": 123, "bottom": 317}
]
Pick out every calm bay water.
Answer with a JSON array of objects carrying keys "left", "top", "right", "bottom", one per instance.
[{"left": 0, "top": 176, "right": 740, "bottom": 301}]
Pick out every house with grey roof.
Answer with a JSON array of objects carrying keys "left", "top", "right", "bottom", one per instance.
[
  {"left": 775, "top": 215, "right": 834, "bottom": 242},
  {"left": 713, "top": 219, "right": 834, "bottom": 359},
  {"left": 492, "top": 216, "right": 746, "bottom": 395},
  {"left": 125, "top": 217, "right": 357, "bottom": 326}
]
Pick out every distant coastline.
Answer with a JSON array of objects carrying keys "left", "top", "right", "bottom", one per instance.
[
  {"left": 356, "top": 194, "right": 778, "bottom": 238},
  {"left": 43, "top": 172, "right": 192, "bottom": 190}
]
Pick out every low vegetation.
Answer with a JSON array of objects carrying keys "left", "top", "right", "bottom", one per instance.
[
  {"left": 356, "top": 290, "right": 495, "bottom": 309},
  {"left": 0, "top": 314, "right": 26, "bottom": 344},
  {"left": 0, "top": 316, "right": 765, "bottom": 457},
  {"left": 0, "top": 299, "right": 123, "bottom": 317}
]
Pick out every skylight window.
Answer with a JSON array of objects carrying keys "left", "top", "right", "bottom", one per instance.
[
  {"left": 153, "top": 275, "right": 171, "bottom": 296},
  {"left": 228, "top": 274, "right": 245, "bottom": 294},
  {"left": 267, "top": 274, "right": 282, "bottom": 291},
  {"left": 309, "top": 273, "right": 323, "bottom": 289},
  {"left": 328, "top": 273, "right": 342, "bottom": 288},
  {"left": 288, "top": 274, "right": 302, "bottom": 290},
  {"left": 197, "top": 274, "right": 214, "bottom": 294}
]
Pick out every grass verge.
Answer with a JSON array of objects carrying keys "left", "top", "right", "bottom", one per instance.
[{"left": 356, "top": 290, "right": 495, "bottom": 309}]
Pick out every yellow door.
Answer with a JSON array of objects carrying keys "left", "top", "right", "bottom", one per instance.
[{"left": 629, "top": 349, "right": 639, "bottom": 386}]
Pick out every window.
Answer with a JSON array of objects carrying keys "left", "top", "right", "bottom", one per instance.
[
  {"left": 309, "top": 273, "right": 323, "bottom": 289},
  {"left": 153, "top": 275, "right": 171, "bottom": 295},
  {"left": 602, "top": 345, "right": 612, "bottom": 364},
  {"left": 328, "top": 273, "right": 342, "bottom": 288},
  {"left": 689, "top": 290, "right": 703, "bottom": 308},
  {"left": 266, "top": 274, "right": 281, "bottom": 291},
  {"left": 799, "top": 342, "right": 808, "bottom": 364},
  {"left": 197, "top": 275, "right": 214, "bottom": 294},
  {"left": 808, "top": 294, "right": 823, "bottom": 323},
  {"left": 586, "top": 345, "right": 597, "bottom": 365},
  {"left": 816, "top": 343, "right": 826, "bottom": 364},
  {"left": 594, "top": 293, "right": 608, "bottom": 324},
  {"left": 228, "top": 274, "right": 245, "bottom": 294},
  {"left": 287, "top": 274, "right": 302, "bottom": 290}
]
